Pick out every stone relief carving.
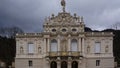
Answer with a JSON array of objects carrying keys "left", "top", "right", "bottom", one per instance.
[
  {"left": 61, "top": 38, "right": 67, "bottom": 51},
  {"left": 20, "top": 47, "right": 24, "bottom": 54},
  {"left": 38, "top": 46, "right": 42, "bottom": 54},
  {"left": 44, "top": 13, "right": 83, "bottom": 25},
  {"left": 105, "top": 45, "right": 109, "bottom": 53},
  {"left": 87, "top": 46, "right": 90, "bottom": 54}
]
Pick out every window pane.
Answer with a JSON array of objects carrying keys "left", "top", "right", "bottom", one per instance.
[
  {"left": 96, "top": 60, "right": 100, "bottom": 66},
  {"left": 29, "top": 60, "right": 33, "bottom": 67},
  {"left": 71, "top": 39, "right": 78, "bottom": 51},
  {"left": 95, "top": 42, "right": 101, "bottom": 53},
  {"left": 51, "top": 40, "right": 57, "bottom": 51},
  {"left": 28, "top": 43, "right": 34, "bottom": 53}
]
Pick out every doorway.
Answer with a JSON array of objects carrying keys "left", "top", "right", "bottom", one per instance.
[{"left": 61, "top": 61, "right": 67, "bottom": 68}]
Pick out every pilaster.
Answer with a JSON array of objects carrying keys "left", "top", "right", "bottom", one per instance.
[
  {"left": 57, "top": 61, "right": 60, "bottom": 68},
  {"left": 44, "top": 38, "right": 47, "bottom": 56},
  {"left": 47, "top": 38, "right": 50, "bottom": 52},
  {"left": 78, "top": 38, "right": 82, "bottom": 52},
  {"left": 68, "top": 35, "right": 71, "bottom": 51},
  {"left": 57, "top": 35, "right": 60, "bottom": 51}
]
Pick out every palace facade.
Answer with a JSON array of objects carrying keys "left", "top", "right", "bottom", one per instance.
[{"left": 15, "top": 0, "right": 114, "bottom": 68}]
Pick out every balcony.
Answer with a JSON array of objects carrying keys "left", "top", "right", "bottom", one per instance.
[{"left": 47, "top": 51, "right": 82, "bottom": 57}]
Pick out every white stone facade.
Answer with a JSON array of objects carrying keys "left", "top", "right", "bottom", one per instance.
[{"left": 15, "top": 2, "right": 114, "bottom": 68}]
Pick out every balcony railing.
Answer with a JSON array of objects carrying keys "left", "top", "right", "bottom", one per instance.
[{"left": 47, "top": 51, "right": 82, "bottom": 57}]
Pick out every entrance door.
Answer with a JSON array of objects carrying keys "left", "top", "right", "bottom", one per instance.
[
  {"left": 72, "top": 61, "right": 78, "bottom": 68},
  {"left": 51, "top": 61, "right": 57, "bottom": 68},
  {"left": 61, "top": 61, "right": 67, "bottom": 68}
]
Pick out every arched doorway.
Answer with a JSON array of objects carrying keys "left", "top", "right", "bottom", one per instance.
[
  {"left": 72, "top": 61, "right": 78, "bottom": 68},
  {"left": 50, "top": 61, "right": 57, "bottom": 68},
  {"left": 61, "top": 61, "right": 67, "bottom": 68}
]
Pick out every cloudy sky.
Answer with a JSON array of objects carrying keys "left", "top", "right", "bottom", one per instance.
[{"left": 0, "top": 0, "right": 120, "bottom": 32}]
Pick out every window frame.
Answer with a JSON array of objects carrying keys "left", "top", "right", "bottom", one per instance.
[
  {"left": 50, "top": 39, "right": 58, "bottom": 52},
  {"left": 29, "top": 60, "right": 33, "bottom": 67},
  {"left": 96, "top": 60, "right": 100, "bottom": 66},
  {"left": 28, "top": 43, "right": 34, "bottom": 54},
  {"left": 71, "top": 39, "right": 78, "bottom": 51},
  {"left": 94, "top": 42, "right": 101, "bottom": 54}
]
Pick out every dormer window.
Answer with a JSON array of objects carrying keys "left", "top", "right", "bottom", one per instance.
[
  {"left": 52, "top": 29, "right": 56, "bottom": 32},
  {"left": 62, "top": 29, "right": 67, "bottom": 32},
  {"left": 72, "top": 29, "right": 77, "bottom": 32}
]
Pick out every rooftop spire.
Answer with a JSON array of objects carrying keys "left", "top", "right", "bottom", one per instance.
[{"left": 61, "top": 0, "right": 66, "bottom": 12}]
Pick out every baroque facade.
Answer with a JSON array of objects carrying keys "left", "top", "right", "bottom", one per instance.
[{"left": 15, "top": 0, "right": 114, "bottom": 68}]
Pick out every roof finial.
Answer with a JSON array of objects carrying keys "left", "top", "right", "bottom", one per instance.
[{"left": 61, "top": 0, "right": 66, "bottom": 12}]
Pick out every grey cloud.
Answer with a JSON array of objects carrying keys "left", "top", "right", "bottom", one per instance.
[{"left": 0, "top": 0, "right": 120, "bottom": 32}]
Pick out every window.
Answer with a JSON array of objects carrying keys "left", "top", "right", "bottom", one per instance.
[
  {"left": 71, "top": 39, "right": 78, "bottom": 51},
  {"left": 28, "top": 43, "right": 34, "bottom": 54},
  {"left": 52, "top": 29, "right": 56, "bottom": 32},
  {"left": 61, "top": 61, "right": 67, "bottom": 68},
  {"left": 51, "top": 61, "right": 57, "bottom": 68},
  {"left": 72, "top": 61, "right": 78, "bottom": 68},
  {"left": 62, "top": 29, "right": 67, "bottom": 32},
  {"left": 50, "top": 39, "right": 57, "bottom": 52},
  {"left": 29, "top": 60, "right": 33, "bottom": 67},
  {"left": 72, "top": 29, "right": 77, "bottom": 32},
  {"left": 95, "top": 42, "right": 101, "bottom": 53},
  {"left": 96, "top": 60, "right": 100, "bottom": 66}
]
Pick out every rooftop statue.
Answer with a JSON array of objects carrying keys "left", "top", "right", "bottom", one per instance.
[{"left": 61, "top": 0, "right": 66, "bottom": 12}]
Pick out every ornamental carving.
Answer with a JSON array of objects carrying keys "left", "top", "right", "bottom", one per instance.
[
  {"left": 53, "top": 13, "right": 74, "bottom": 23},
  {"left": 44, "top": 12, "right": 83, "bottom": 25}
]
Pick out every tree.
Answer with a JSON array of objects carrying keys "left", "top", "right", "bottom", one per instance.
[
  {"left": 84, "top": 27, "right": 92, "bottom": 32},
  {"left": 111, "top": 22, "right": 120, "bottom": 30},
  {"left": 0, "top": 26, "right": 24, "bottom": 38}
]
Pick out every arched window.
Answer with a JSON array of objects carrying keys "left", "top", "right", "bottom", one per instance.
[
  {"left": 72, "top": 61, "right": 78, "bottom": 68},
  {"left": 71, "top": 39, "right": 78, "bottom": 51},
  {"left": 61, "top": 61, "right": 67, "bottom": 68},
  {"left": 50, "top": 39, "right": 57, "bottom": 52},
  {"left": 50, "top": 61, "right": 57, "bottom": 68},
  {"left": 20, "top": 47, "right": 23, "bottom": 54}
]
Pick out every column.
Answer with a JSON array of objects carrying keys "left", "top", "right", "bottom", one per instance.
[
  {"left": 68, "top": 38, "right": 71, "bottom": 51},
  {"left": 44, "top": 38, "right": 47, "bottom": 56},
  {"left": 57, "top": 62, "right": 60, "bottom": 68},
  {"left": 78, "top": 38, "right": 82, "bottom": 52},
  {"left": 46, "top": 61, "right": 50, "bottom": 68},
  {"left": 68, "top": 35, "right": 71, "bottom": 51},
  {"left": 68, "top": 61, "right": 71, "bottom": 68},
  {"left": 78, "top": 60, "right": 82, "bottom": 68},
  {"left": 58, "top": 38, "right": 60, "bottom": 51},
  {"left": 47, "top": 38, "right": 50, "bottom": 52},
  {"left": 82, "top": 38, "right": 85, "bottom": 56}
]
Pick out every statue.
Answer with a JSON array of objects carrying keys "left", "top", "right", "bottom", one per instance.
[{"left": 61, "top": 0, "right": 66, "bottom": 12}]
